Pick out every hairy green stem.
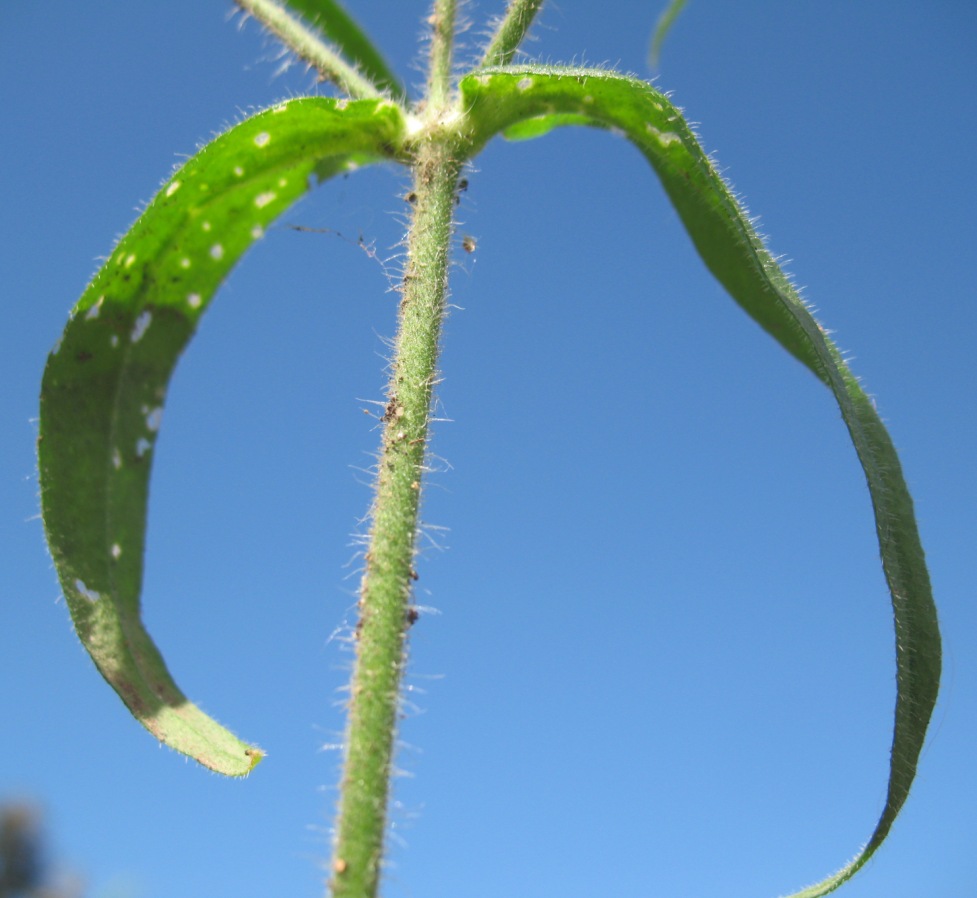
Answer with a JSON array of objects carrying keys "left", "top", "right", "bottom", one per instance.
[
  {"left": 426, "top": 0, "right": 457, "bottom": 109},
  {"left": 328, "top": 4, "right": 463, "bottom": 893},
  {"left": 234, "top": 0, "right": 384, "bottom": 100},
  {"left": 481, "top": 0, "right": 546, "bottom": 67},
  {"left": 329, "top": 136, "right": 463, "bottom": 898}
]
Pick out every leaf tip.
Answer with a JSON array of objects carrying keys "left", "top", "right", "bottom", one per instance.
[{"left": 243, "top": 746, "right": 266, "bottom": 773}]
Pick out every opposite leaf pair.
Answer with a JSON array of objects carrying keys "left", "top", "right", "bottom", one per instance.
[{"left": 38, "top": 2, "right": 939, "bottom": 897}]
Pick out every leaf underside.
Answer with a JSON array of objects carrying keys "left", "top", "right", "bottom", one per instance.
[
  {"left": 38, "top": 96, "right": 405, "bottom": 776},
  {"left": 460, "top": 66, "right": 941, "bottom": 897}
]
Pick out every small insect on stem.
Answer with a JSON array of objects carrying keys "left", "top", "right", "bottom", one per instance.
[{"left": 461, "top": 234, "right": 476, "bottom": 253}]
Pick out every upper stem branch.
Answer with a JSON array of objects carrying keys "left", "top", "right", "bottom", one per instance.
[
  {"left": 426, "top": 0, "right": 457, "bottom": 109},
  {"left": 480, "top": 0, "right": 546, "bottom": 67},
  {"left": 235, "top": 0, "right": 385, "bottom": 100}
]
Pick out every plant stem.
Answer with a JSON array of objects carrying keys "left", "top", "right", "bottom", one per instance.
[
  {"left": 234, "top": 0, "right": 384, "bottom": 100},
  {"left": 480, "top": 0, "right": 546, "bottom": 67},
  {"left": 329, "top": 135, "right": 463, "bottom": 898},
  {"left": 328, "top": 4, "right": 464, "bottom": 893},
  {"left": 426, "top": 0, "right": 457, "bottom": 109}
]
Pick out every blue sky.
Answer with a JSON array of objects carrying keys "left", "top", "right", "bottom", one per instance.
[{"left": 1, "top": 2, "right": 975, "bottom": 896}]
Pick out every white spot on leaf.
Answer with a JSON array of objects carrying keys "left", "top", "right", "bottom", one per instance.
[
  {"left": 131, "top": 311, "right": 152, "bottom": 342},
  {"left": 251, "top": 225, "right": 264, "bottom": 239},
  {"left": 254, "top": 191, "right": 277, "bottom": 209},
  {"left": 111, "top": 543, "right": 122, "bottom": 560},
  {"left": 180, "top": 258, "right": 191, "bottom": 269},
  {"left": 74, "top": 579, "right": 100, "bottom": 602},
  {"left": 254, "top": 132, "right": 271, "bottom": 147},
  {"left": 136, "top": 438, "right": 152, "bottom": 458},
  {"left": 645, "top": 123, "right": 681, "bottom": 147},
  {"left": 146, "top": 407, "right": 163, "bottom": 431},
  {"left": 202, "top": 221, "right": 212, "bottom": 232},
  {"left": 210, "top": 244, "right": 224, "bottom": 260},
  {"left": 112, "top": 448, "right": 122, "bottom": 469},
  {"left": 110, "top": 335, "right": 119, "bottom": 348},
  {"left": 517, "top": 77, "right": 533, "bottom": 90},
  {"left": 165, "top": 180, "right": 181, "bottom": 197},
  {"left": 124, "top": 253, "right": 137, "bottom": 268},
  {"left": 85, "top": 297, "right": 104, "bottom": 320},
  {"left": 234, "top": 166, "right": 244, "bottom": 177},
  {"left": 187, "top": 293, "right": 202, "bottom": 309}
]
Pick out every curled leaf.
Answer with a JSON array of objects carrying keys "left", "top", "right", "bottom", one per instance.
[
  {"left": 460, "top": 66, "right": 940, "bottom": 896},
  {"left": 39, "top": 97, "right": 406, "bottom": 776}
]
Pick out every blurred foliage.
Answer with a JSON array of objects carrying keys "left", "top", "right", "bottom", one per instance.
[{"left": 0, "top": 804, "right": 81, "bottom": 898}]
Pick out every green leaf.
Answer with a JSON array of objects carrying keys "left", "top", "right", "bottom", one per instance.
[
  {"left": 39, "top": 96, "right": 406, "bottom": 776},
  {"left": 460, "top": 66, "right": 940, "bottom": 896},
  {"left": 650, "top": 0, "right": 688, "bottom": 68},
  {"left": 282, "top": 0, "right": 406, "bottom": 100}
]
